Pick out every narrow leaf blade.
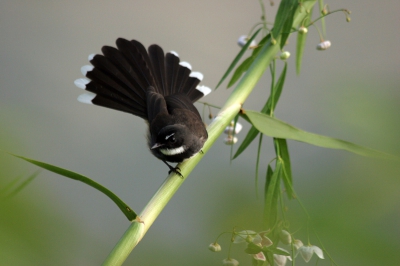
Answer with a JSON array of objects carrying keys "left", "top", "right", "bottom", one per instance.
[
  {"left": 3, "top": 170, "right": 40, "bottom": 200},
  {"left": 272, "top": 0, "right": 294, "bottom": 37},
  {"left": 264, "top": 162, "right": 281, "bottom": 229},
  {"left": 232, "top": 63, "right": 287, "bottom": 160},
  {"left": 272, "top": 0, "right": 298, "bottom": 47},
  {"left": 244, "top": 111, "right": 399, "bottom": 160},
  {"left": 318, "top": 0, "right": 326, "bottom": 36},
  {"left": 296, "top": 10, "right": 312, "bottom": 75},
  {"left": 11, "top": 154, "right": 137, "bottom": 221},
  {"left": 280, "top": 1, "right": 299, "bottom": 49},
  {"left": 215, "top": 28, "right": 261, "bottom": 89},
  {"left": 227, "top": 56, "right": 254, "bottom": 88},
  {"left": 232, "top": 126, "right": 259, "bottom": 159},
  {"left": 275, "top": 138, "right": 294, "bottom": 199},
  {"left": 268, "top": 62, "right": 287, "bottom": 111}
]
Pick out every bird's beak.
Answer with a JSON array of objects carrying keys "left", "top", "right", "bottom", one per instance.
[{"left": 151, "top": 143, "right": 164, "bottom": 150}]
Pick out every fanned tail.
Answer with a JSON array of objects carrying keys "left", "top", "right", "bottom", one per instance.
[{"left": 75, "top": 38, "right": 212, "bottom": 120}]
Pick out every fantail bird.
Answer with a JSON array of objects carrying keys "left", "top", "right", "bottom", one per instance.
[{"left": 74, "top": 38, "right": 211, "bottom": 175}]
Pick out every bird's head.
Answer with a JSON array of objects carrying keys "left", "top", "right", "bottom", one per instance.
[{"left": 150, "top": 125, "right": 189, "bottom": 156}]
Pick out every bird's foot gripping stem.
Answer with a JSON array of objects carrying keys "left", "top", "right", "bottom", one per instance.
[{"left": 162, "top": 160, "right": 183, "bottom": 178}]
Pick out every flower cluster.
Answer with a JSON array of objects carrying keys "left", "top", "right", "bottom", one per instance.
[
  {"left": 223, "top": 121, "right": 242, "bottom": 145},
  {"left": 209, "top": 229, "right": 324, "bottom": 265}
]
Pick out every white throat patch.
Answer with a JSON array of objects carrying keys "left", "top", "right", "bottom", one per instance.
[{"left": 160, "top": 146, "right": 186, "bottom": 156}]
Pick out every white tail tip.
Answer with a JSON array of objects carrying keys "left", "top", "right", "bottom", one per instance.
[
  {"left": 77, "top": 93, "right": 96, "bottom": 104},
  {"left": 179, "top": 61, "right": 192, "bottom": 70},
  {"left": 189, "top": 71, "right": 203, "bottom": 81},
  {"left": 80, "top": 65, "right": 94, "bottom": 76},
  {"left": 196, "top": 85, "right": 212, "bottom": 97},
  {"left": 169, "top": 51, "right": 179, "bottom": 57},
  {"left": 88, "top": 53, "right": 95, "bottom": 61},
  {"left": 74, "top": 78, "right": 90, "bottom": 89}
]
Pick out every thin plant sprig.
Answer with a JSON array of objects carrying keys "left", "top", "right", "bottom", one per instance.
[{"left": 102, "top": 2, "right": 318, "bottom": 264}]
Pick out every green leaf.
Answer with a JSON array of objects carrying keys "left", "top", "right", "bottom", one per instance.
[
  {"left": 280, "top": 1, "right": 299, "bottom": 49},
  {"left": 296, "top": 9, "right": 312, "bottom": 75},
  {"left": 272, "top": 0, "right": 298, "bottom": 47},
  {"left": 264, "top": 246, "right": 291, "bottom": 256},
  {"left": 255, "top": 134, "right": 263, "bottom": 198},
  {"left": 227, "top": 56, "right": 254, "bottom": 88},
  {"left": 215, "top": 28, "right": 261, "bottom": 89},
  {"left": 11, "top": 154, "right": 138, "bottom": 221},
  {"left": 264, "top": 163, "right": 281, "bottom": 229},
  {"left": 244, "top": 242, "right": 263, "bottom": 254},
  {"left": 243, "top": 111, "right": 399, "bottom": 160},
  {"left": 2, "top": 170, "right": 40, "bottom": 200},
  {"left": 268, "top": 62, "right": 287, "bottom": 112},
  {"left": 319, "top": 0, "right": 326, "bottom": 36},
  {"left": 232, "top": 63, "right": 286, "bottom": 159},
  {"left": 265, "top": 250, "right": 274, "bottom": 266},
  {"left": 227, "top": 34, "right": 273, "bottom": 89},
  {"left": 232, "top": 126, "right": 260, "bottom": 159},
  {"left": 251, "top": 34, "right": 270, "bottom": 57},
  {"left": 1, "top": 175, "right": 23, "bottom": 194},
  {"left": 275, "top": 139, "right": 295, "bottom": 199}
]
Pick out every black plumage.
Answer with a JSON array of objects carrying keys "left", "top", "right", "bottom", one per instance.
[{"left": 75, "top": 38, "right": 211, "bottom": 174}]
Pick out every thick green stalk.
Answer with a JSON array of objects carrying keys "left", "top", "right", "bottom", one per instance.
[{"left": 103, "top": 2, "right": 316, "bottom": 265}]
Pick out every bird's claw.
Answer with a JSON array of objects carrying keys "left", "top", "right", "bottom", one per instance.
[{"left": 168, "top": 166, "right": 183, "bottom": 177}]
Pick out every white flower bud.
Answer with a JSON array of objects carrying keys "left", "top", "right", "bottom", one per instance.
[
  {"left": 316, "top": 40, "right": 331, "bottom": 50},
  {"left": 293, "top": 239, "right": 303, "bottom": 249},
  {"left": 237, "top": 35, "right": 257, "bottom": 48},
  {"left": 280, "top": 51, "right": 291, "bottom": 60},
  {"left": 224, "top": 136, "right": 238, "bottom": 145},
  {"left": 209, "top": 242, "right": 222, "bottom": 252},
  {"left": 279, "top": 230, "right": 291, "bottom": 245},
  {"left": 223, "top": 258, "right": 239, "bottom": 266},
  {"left": 224, "top": 122, "right": 242, "bottom": 135},
  {"left": 299, "top": 26, "right": 308, "bottom": 34}
]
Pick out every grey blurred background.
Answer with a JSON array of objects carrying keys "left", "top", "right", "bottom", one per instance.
[{"left": 1, "top": 0, "right": 399, "bottom": 265}]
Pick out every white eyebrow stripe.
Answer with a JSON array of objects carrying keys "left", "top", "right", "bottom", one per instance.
[
  {"left": 160, "top": 146, "right": 186, "bottom": 156},
  {"left": 165, "top": 133, "right": 175, "bottom": 140}
]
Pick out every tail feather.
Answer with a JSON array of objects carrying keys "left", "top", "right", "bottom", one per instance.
[
  {"left": 101, "top": 46, "right": 147, "bottom": 101},
  {"left": 175, "top": 63, "right": 191, "bottom": 94},
  {"left": 181, "top": 76, "right": 201, "bottom": 97},
  {"left": 165, "top": 52, "right": 180, "bottom": 96},
  {"left": 148, "top": 45, "right": 168, "bottom": 96},
  {"left": 116, "top": 38, "right": 155, "bottom": 90},
  {"left": 88, "top": 55, "right": 142, "bottom": 103},
  {"left": 84, "top": 70, "right": 146, "bottom": 118},
  {"left": 91, "top": 94, "right": 144, "bottom": 116},
  {"left": 75, "top": 38, "right": 212, "bottom": 120}
]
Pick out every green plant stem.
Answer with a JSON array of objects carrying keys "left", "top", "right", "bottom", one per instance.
[{"left": 103, "top": 2, "right": 316, "bottom": 264}]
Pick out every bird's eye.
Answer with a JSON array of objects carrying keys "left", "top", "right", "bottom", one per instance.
[{"left": 170, "top": 137, "right": 176, "bottom": 143}]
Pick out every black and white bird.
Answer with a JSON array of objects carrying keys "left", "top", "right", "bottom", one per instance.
[{"left": 74, "top": 38, "right": 211, "bottom": 175}]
